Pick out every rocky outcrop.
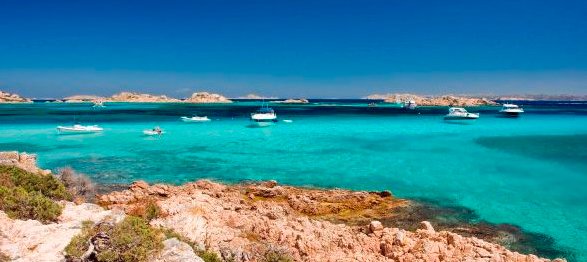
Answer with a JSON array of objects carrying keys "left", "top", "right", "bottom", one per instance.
[
  {"left": 0, "top": 91, "right": 30, "bottom": 103},
  {"left": 107, "top": 92, "right": 181, "bottom": 103},
  {"left": 185, "top": 92, "right": 232, "bottom": 103},
  {"left": 152, "top": 238, "right": 204, "bottom": 262},
  {"left": 368, "top": 93, "right": 497, "bottom": 106},
  {"left": 0, "top": 202, "right": 125, "bottom": 262},
  {"left": 0, "top": 151, "right": 50, "bottom": 174},
  {"left": 275, "top": 98, "right": 310, "bottom": 104},
  {"left": 99, "top": 180, "right": 563, "bottom": 262}
]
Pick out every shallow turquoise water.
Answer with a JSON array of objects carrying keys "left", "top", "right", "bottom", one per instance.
[{"left": 0, "top": 101, "right": 586, "bottom": 260}]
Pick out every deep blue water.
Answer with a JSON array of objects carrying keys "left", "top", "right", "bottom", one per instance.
[{"left": 1, "top": 100, "right": 586, "bottom": 261}]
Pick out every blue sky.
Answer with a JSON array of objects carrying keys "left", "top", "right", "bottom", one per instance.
[{"left": 1, "top": 0, "right": 586, "bottom": 98}]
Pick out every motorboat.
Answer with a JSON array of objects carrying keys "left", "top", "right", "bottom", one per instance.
[
  {"left": 57, "top": 124, "right": 103, "bottom": 134},
  {"left": 250, "top": 104, "right": 278, "bottom": 126},
  {"left": 444, "top": 107, "right": 479, "bottom": 120},
  {"left": 143, "top": 126, "right": 164, "bottom": 136},
  {"left": 403, "top": 100, "right": 417, "bottom": 110},
  {"left": 499, "top": 103, "right": 524, "bottom": 117},
  {"left": 181, "top": 116, "right": 211, "bottom": 122}
]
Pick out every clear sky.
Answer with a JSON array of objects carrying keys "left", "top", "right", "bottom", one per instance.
[{"left": 1, "top": 0, "right": 586, "bottom": 98}]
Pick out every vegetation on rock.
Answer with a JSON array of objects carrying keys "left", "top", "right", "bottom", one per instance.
[
  {"left": 65, "top": 216, "right": 163, "bottom": 262},
  {"left": 127, "top": 198, "right": 161, "bottom": 221},
  {"left": 0, "top": 165, "right": 70, "bottom": 222}
]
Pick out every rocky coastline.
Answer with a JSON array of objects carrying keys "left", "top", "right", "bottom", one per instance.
[
  {"left": 0, "top": 152, "right": 567, "bottom": 261},
  {"left": 0, "top": 91, "right": 31, "bottom": 103}
]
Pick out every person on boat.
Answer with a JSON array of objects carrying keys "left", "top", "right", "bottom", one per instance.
[{"left": 153, "top": 126, "right": 162, "bottom": 134}]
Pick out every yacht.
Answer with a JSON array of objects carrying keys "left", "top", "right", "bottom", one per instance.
[
  {"left": 57, "top": 124, "right": 103, "bottom": 134},
  {"left": 250, "top": 104, "right": 278, "bottom": 126},
  {"left": 181, "top": 116, "right": 211, "bottom": 122},
  {"left": 444, "top": 107, "right": 479, "bottom": 120},
  {"left": 499, "top": 103, "right": 524, "bottom": 117}
]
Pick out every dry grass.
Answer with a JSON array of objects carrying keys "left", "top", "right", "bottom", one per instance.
[
  {"left": 127, "top": 198, "right": 161, "bottom": 221},
  {"left": 56, "top": 167, "right": 96, "bottom": 202}
]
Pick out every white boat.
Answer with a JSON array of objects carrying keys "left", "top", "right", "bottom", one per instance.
[
  {"left": 444, "top": 107, "right": 479, "bottom": 120},
  {"left": 499, "top": 103, "right": 524, "bottom": 117},
  {"left": 403, "top": 100, "right": 417, "bottom": 110},
  {"left": 57, "top": 124, "right": 103, "bottom": 134},
  {"left": 250, "top": 105, "right": 278, "bottom": 126},
  {"left": 181, "top": 116, "right": 211, "bottom": 122},
  {"left": 143, "top": 127, "right": 164, "bottom": 136},
  {"left": 92, "top": 101, "right": 105, "bottom": 108}
]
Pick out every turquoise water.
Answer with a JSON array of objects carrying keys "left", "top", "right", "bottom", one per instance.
[{"left": 1, "top": 101, "right": 586, "bottom": 260}]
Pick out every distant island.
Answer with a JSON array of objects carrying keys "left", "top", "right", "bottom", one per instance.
[
  {"left": 62, "top": 91, "right": 232, "bottom": 103},
  {"left": 0, "top": 91, "right": 31, "bottom": 103},
  {"left": 2, "top": 90, "right": 587, "bottom": 105}
]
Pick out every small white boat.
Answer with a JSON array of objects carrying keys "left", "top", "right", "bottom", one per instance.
[
  {"left": 444, "top": 107, "right": 479, "bottom": 120},
  {"left": 403, "top": 100, "right": 417, "bottom": 110},
  {"left": 499, "top": 103, "right": 524, "bottom": 117},
  {"left": 143, "top": 127, "right": 164, "bottom": 136},
  {"left": 92, "top": 101, "right": 105, "bottom": 108},
  {"left": 57, "top": 124, "right": 103, "bottom": 134},
  {"left": 181, "top": 116, "right": 211, "bottom": 122},
  {"left": 250, "top": 105, "right": 278, "bottom": 126}
]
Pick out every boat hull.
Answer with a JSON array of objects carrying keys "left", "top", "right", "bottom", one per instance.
[
  {"left": 181, "top": 116, "right": 211, "bottom": 122},
  {"left": 57, "top": 127, "right": 103, "bottom": 134},
  {"left": 143, "top": 130, "right": 164, "bottom": 136},
  {"left": 499, "top": 109, "right": 523, "bottom": 117},
  {"left": 443, "top": 114, "right": 479, "bottom": 120}
]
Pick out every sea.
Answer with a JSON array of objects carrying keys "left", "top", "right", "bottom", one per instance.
[{"left": 0, "top": 100, "right": 586, "bottom": 261}]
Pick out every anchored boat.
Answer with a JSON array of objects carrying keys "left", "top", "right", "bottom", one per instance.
[
  {"left": 499, "top": 103, "right": 524, "bottom": 117},
  {"left": 57, "top": 124, "right": 103, "bottom": 134},
  {"left": 250, "top": 104, "right": 278, "bottom": 126},
  {"left": 403, "top": 100, "right": 417, "bottom": 110},
  {"left": 181, "top": 116, "right": 211, "bottom": 122},
  {"left": 444, "top": 107, "right": 479, "bottom": 120}
]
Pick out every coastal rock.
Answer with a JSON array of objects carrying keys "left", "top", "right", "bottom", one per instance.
[
  {"left": 419, "top": 221, "right": 435, "bottom": 233},
  {"left": 275, "top": 98, "right": 309, "bottom": 104},
  {"left": 368, "top": 220, "right": 384, "bottom": 236},
  {"left": 0, "top": 151, "right": 50, "bottom": 174},
  {"left": 99, "top": 180, "right": 562, "bottom": 262},
  {"left": 107, "top": 92, "right": 180, "bottom": 102},
  {"left": 367, "top": 93, "right": 497, "bottom": 106},
  {"left": 185, "top": 92, "right": 232, "bottom": 103},
  {"left": 0, "top": 202, "right": 125, "bottom": 262},
  {"left": 151, "top": 238, "right": 204, "bottom": 262},
  {"left": 0, "top": 90, "right": 30, "bottom": 103}
]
